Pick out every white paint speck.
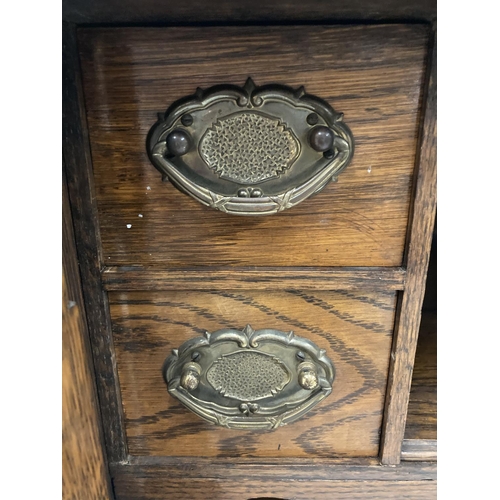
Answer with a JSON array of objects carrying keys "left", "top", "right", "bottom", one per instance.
[
  {"left": 138, "top": 214, "right": 143, "bottom": 218},
  {"left": 146, "top": 186, "right": 151, "bottom": 190},
  {"left": 126, "top": 224, "right": 132, "bottom": 229},
  {"left": 367, "top": 166, "right": 372, "bottom": 173}
]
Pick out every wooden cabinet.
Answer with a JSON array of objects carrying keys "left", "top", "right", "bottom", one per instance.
[{"left": 63, "top": 4, "right": 436, "bottom": 498}]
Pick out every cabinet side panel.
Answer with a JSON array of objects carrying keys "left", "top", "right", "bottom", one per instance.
[
  {"left": 63, "top": 174, "right": 113, "bottom": 499},
  {"left": 63, "top": 23, "right": 127, "bottom": 461}
]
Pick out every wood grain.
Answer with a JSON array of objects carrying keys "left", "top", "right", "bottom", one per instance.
[
  {"left": 63, "top": 174, "right": 113, "bottom": 500},
  {"left": 112, "top": 477, "right": 437, "bottom": 500},
  {"left": 380, "top": 30, "right": 436, "bottom": 464},
  {"left": 109, "top": 289, "right": 397, "bottom": 457},
  {"left": 63, "top": 0, "right": 437, "bottom": 24},
  {"left": 78, "top": 25, "right": 429, "bottom": 267},
  {"left": 111, "top": 458, "right": 436, "bottom": 498},
  {"left": 102, "top": 266, "right": 406, "bottom": 291},
  {"left": 124, "top": 456, "right": 437, "bottom": 479},
  {"left": 63, "top": 22, "right": 127, "bottom": 462},
  {"left": 404, "top": 311, "right": 436, "bottom": 440},
  {"left": 111, "top": 462, "right": 437, "bottom": 500}
]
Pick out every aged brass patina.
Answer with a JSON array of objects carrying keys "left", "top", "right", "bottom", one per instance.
[
  {"left": 147, "top": 78, "right": 354, "bottom": 215},
  {"left": 163, "top": 325, "right": 335, "bottom": 430}
]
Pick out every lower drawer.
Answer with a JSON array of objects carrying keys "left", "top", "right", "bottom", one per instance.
[{"left": 110, "top": 289, "right": 396, "bottom": 458}]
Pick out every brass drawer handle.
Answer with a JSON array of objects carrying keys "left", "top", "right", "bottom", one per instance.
[
  {"left": 148, "top": 78, "right": 354, "bottom": 216},
  {"left": 163, "top": 325, "right": 335, "bottom": 430}
]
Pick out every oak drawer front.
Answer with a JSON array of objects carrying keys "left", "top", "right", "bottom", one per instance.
[
  {"left": 110, "top": 289, "right": 396, "bottom": 458},
  {"left": 79, "top": 25, "right": 429, "bottom": 267}
]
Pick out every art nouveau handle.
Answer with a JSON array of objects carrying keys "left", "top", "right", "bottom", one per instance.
[
  {"left": 162, "top": 325, "right": 335, "bottom": 430},
  {"left": 147, "top": 78, "right": 354, "bottom": 216}
]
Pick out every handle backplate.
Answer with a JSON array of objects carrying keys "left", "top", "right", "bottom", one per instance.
[
  {"left": 148, "top": 78, "right": 354, "bottom": 215},
  {"left": 163, "top": 324, "right": 335, "bottom": 430}
]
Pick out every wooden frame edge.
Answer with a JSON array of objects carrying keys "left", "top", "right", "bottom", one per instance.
[
  {"left": 62, "top": 0, "right": 437, "bottom": 24},
  {"left": 63, "top": 169, "right": 114, "bottom": 499},
  {"left": 102, "top": 266, "right": 406, "bottom": 291},
  {"left": 379, "top": 26, "right": 437, "bottom": 465},
  {"left": 110, "top": 461, "right": 436, "bottom": 499},
  {"left": 63, "top": 21, "right": 128, "bottom": 462},
  {"left": 120, "top": 456, "right": 437, "bottom": 479}
]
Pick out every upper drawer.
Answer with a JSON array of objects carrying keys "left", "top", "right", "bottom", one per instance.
[{"left": 79, "top": 25, "right": 429, "bottom": 267}]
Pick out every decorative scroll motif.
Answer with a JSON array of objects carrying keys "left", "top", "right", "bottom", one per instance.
[
  {"left": 147, "top": 78, "right": 354, "bottom": 216},
  {"left": 200, "top": 112, "right": 299, "bottom": 184},
  {"left": 162, "top": 324, "right": 335, "bottom": 430},
  {"left": 207, "top": 351, "right": 290, "bottom": 400}
]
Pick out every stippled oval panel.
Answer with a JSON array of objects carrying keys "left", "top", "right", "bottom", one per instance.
[{"left": 207, "top": 351, "right": 291, "bottom": 400}]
